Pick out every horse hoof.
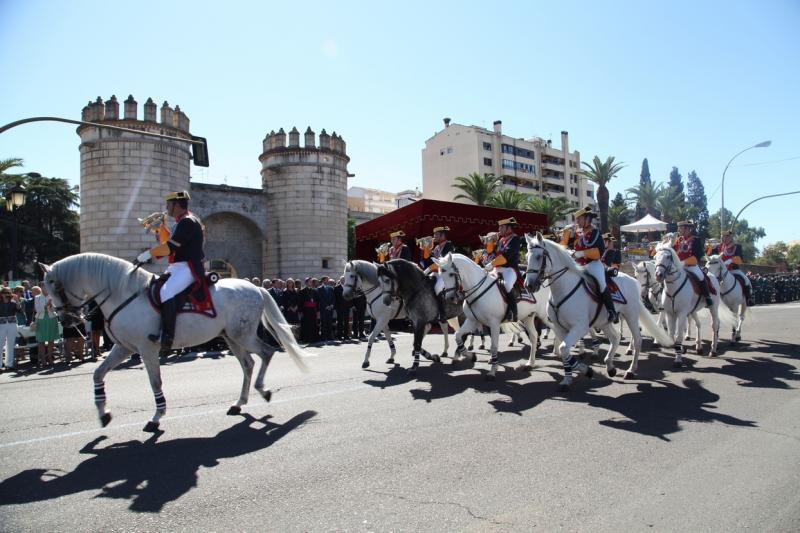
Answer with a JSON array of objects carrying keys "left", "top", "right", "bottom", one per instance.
[
  {"left": 227, "top": 406, "right": 242, "bottom": 416},
  {"left": 143, "top": 421, "right": 160, "bottom": 433},
  {"left": 624, "top": 371, "right": 636, "bottom": 380},
  {"left": 479, "top": 344, "right": 485, "bottom": 350},
  {"left": 432, "top": 354, "right": 441, "bottom": 364},
  {"left": 710, "top": 351, "right": 718, "bottom": 358},
  {"left": 735, "top": 335, "right": 741, "bottom": 342},
  {"left": 385, "top": 358, "right": 394, "bottom": 365},
  {"left": 362, "top": 361, "right": 370, "bottom": 369},
  {"left": 261, "top": 390, "right": 272, "bottom": 402},
  {"left": 585, "top": 367, "right": 594, "bottom": 379},
  {"left": 607, "top": 367, "right": 617, "bottom": 378},
  {"left": 625, "top": 349, "right": 633, "bottom": 356},
  {"left": 517, "top": 364, "right": 532, "bottom": 372},
  {"left": 100, "top": 413, "right": 112, "bottom": 427},
  {"left": 470, "top": 353, "right": 477, "bottom": 363},
  {"left": 440, "top": 351, "right": 448, "bottom": 358},
  {"left": 467, "top": 345, "right": 473, "bottom": 351}
]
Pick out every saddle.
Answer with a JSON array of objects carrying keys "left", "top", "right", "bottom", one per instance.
[
  {"left": 147, "top": 271, "right": 218, "bottom": 318},
  {"left": 689, "top": 270, "right": 717, "bottom": 296},
  {"left": 496, "top": 272, "right": 535, "bottom": 304},
  {"left": 584, "top": 269, "right": 627, "bottom": 305}
]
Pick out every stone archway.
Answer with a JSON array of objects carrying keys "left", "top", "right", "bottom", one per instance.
[{"left": 203, "top": 212, "right": 263, "bottom": 279}]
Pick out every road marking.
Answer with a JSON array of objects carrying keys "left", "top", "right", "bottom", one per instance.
[{"left": 0, "top": 383, "right": 370, "bottom": 449}]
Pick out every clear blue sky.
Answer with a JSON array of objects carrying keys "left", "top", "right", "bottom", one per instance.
[{"left": 2, "top": 0, "right": 798, "bottom": 249}]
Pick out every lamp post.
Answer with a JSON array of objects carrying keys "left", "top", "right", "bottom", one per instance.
[
  {"left": 721, "top": 140, "right": 771, "bottom": 230},
  {"left": 6, "top": 174, "right": 35, "bottom": 280}
]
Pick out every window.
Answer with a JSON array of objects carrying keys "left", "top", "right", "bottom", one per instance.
[
  {"left": 484, "top": 157, "right": 492, "bottom": 166},
  {"left": 586, "top": 190, "right": 593, "bottom": 198},
  {"left": 483, "top": 142, "right": 492, "bottom": 151},
  {"left": 322, "top": 258, "right": 330, "bottom": 269},
  {"left": 500, "top": 144, "right": 534, "bottom": 159}
]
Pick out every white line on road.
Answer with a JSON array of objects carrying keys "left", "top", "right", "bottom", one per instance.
[{"left": 0, "top": 383, "right": 370, "bottom": 449}]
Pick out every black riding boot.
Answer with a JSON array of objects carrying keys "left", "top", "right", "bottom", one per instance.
[
  {"left": 601, "top": 288, "right": 619, "bottom": 324},
  {"left": 744, "top": 280, "right": 755, "bottom": 306},
  {"left": 149, "top": 298, "right": 177, "bottom": 357},
  {"left": 697, "top": 275, "right": 713, "bottom": 307}
]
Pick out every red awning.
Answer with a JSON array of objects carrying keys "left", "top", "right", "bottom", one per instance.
[{"left": 354, "top": 199, "right": 547, "bottom": 262}]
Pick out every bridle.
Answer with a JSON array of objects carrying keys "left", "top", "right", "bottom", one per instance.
[
  {"left": 654, "top": 251, "right": 679, "bottom": 283},
  {"left": 525, "top": 244, "right": 569, "bottom": 292},
  {"left": 344, "top": 263, "right": 381, "bottom": 305},
  {"left": 47, "top": 273, "right": 112, "bottom": 325},
  {"left": 638, "top": 263, "right": 664, "bottom": 302}
]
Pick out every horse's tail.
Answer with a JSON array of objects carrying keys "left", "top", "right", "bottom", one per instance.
[
  {"left": 259, "top": 288, "right": 312, "bottom": 373},
  {"left": 638, "top": 300, "right": 674, "bottom": 347},
  {"left": 715, "top": 298, "right": 738, "bottom": 329}
]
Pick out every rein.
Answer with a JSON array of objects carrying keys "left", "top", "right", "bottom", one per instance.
[{"left": 716, "top": 266, "right": 740, "bottom": 297}]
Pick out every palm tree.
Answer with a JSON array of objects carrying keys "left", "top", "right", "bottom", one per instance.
[
  {"left": 525, "top": 195, "right": 572, "bottom": 231},
  {"left": 581, "top": 156, "right": 625, "bottom": 232},
  {"left": 656, "top": 185, "right": 685, "bottom": 224},
  {"left": 488, "top": 189, "right": 529, "bottom": 210},
  {"left": 452, "top": 172, "right": 501, "bottom": 206},
  {"left": 625, "top": 181, "right": 662, "bottom": 218},
  {"left": 607, "top": 203, "right": 631, "bottom": 241},
  {"left": 0, "top": 157, "right": 24, "bottom": 177}
]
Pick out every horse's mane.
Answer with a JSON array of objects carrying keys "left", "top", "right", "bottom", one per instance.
[
  {"left": 52, "top": 253, "right": 153, "bottom": 296},
  {"left": 450, "top": 253, "right": 483, "bottom": 273},
  {"left": 386, "top": 259, "right": 426, "bottom": 283},
  {"left": 349, "top": 259, "right": 378, "bottom": 285},
  {"left": 542, "top": 239, "right": 584, "bottom": 275}
]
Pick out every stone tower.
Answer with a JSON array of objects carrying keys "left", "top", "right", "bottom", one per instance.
[
  {"left": 259, "top": 127, "right": 350, "bottom": 280},
  {"left": 77, "top": 95, "right": 193, "bottom": 261}
]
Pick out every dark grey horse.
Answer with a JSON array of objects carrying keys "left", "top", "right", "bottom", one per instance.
[{"left": 377, "top": 259, "right": 463, "bottom": 372}]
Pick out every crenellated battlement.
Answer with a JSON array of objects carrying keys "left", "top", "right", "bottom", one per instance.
[
  {"left": 80, "top": 94, "right": 191, "bottom": 133},
  {"left": 261, "top": 126, "right": 348, "bottom": 157}
]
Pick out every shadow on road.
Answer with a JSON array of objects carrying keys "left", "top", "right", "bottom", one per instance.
[{"left": 0, "top": 410, "right": 316, "bottom": 513}]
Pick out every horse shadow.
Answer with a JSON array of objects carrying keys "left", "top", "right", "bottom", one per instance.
[
  {"left": 0, "top": 411, "right": 316, "bottom": 513},
  {"left": 692, "top": 356, "right": 799, "bottom": 390},
  {"left": 563, "top": 377, "right": 756, "bottom": 441}
]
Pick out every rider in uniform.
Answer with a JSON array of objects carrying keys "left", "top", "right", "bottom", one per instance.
[
  {"left": 717, "top": 230, "right": 755, "bottom": 306},
  {"left": 388, "top": 230, "right": 412, "bottom": 261},
  {"left": 137, "top": 190, "right": 206, "bottom": 357},
  {"left": 572, "top": 207, "right": 619, "bottom": 323},
  {"left": 484, "top": 217, "right": 521, "bottom": 322},
  {"left": 673, "top": 220, "right": 713, "bottom": 307},
  {"left": 426, "top": 226, "right": 454, "bottom": 322},
  {"left": 601, "top": 233, "right": 622, "bottom": 268}
]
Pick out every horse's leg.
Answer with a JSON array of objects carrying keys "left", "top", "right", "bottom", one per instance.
[
  {"left": 709, "top": 304, "right": 720, "bottom": 357},
  {"left": 409, "top": 323, "right": 424, "bottom": 374},
  {"left": 140, "top": 350, "right": 166, "bottom": 432},
  {"left": 558, "top": 327, "right": 591, "bottom": 391},
  {"left": 384, "top": 322, "right": 397, "bottom": 363},
  {"left": 672, "top": 313, "right": 686, "bottom": 367},
  {"left": 226, "top": 341, "right": 255, "bottom": 415},
  {"left": 439, "top": 321, "right": 450, "bottom": 358},
  {"left": 92, "top": 344, "right": 132, "bottom": 427},
  {"left": 486, "top": 322, "right": 501, "bottom": 380},
  {"left": 253, "top": 344, "right": 276, "bottom": 403},
  {"left": 600, "top": 323, "right": 620, "bottom": 378},
  {"left": 693, "top": 311, "right": 704, "bottom": 355},
  {"left": 736, "top": 302, "right": 745, "bottom": 342},
  {"left": 518, "top": 315, "right": 539, "bottom": 372},
  {"left": 454, "top": 317, "right": 477, "bottom": 364},
  {"left": 479, "top": 330, "right": 486, "bottom": 350},
  {"left": 467, "top": 332, "right": 474, "bottom": 351},
  {"left": 623, "top": 314, "right": 643, "bottom": 379},
  {"left": 364, "top": 312, "right": 389, "bottom": 368}
]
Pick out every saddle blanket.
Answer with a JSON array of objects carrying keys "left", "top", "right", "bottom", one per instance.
[
  {"left": 584, "top": 276, "right": 627, "bottom": 305},
  {"left": 147, "top": 274, "right": 217, "bottom": 318},
  {"left": 691, "top": 273, "right": 718, "bottom": 296}
]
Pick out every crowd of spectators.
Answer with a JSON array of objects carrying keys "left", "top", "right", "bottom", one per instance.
[{"left": 242, "top": 276, "right": 370, "bottom": 345}]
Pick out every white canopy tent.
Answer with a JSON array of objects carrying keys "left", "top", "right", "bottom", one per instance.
[{"left": 620, "top": 214, "right": 668, "bottom": 233}]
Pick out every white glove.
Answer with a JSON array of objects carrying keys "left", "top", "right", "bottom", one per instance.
[
  {"left": 137, "top": 250, "right": 152, "bottom": 263},
  {"left": 484, "top": 263, "right": 494, "bottom": 272},
  {"left": 573, "top": 250, "right": 585, "bottom": 259}
]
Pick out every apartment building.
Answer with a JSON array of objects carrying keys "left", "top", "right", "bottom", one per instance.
[{"left": 421, "top": 119, "right": 595, "bottom": 222}]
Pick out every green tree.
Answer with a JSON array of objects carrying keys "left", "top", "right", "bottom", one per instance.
[
  {"left": 525, "top": 195, "right": 572, "bottom": 232},
  {"left": 668, "top": 166, "right": 684, "bottom": 196},
  {"left": 626, "top": 180, "right": 663, "bottom": 217},
  {"left": 1, "top": 165, "right": 80, "bottom": 278},
  {"left": 708, "top": 208, "right": 765, "bottom": 261},
  {"left": 686, "top": 170, "right": 709, "bottom": 239},
  {"left": 608, "top": 192, "right": 631, "bottom": 241},
  {"left": 581, "top": 155, "right": 625, "bottom": 233},
  {"left": 656, "top": 184, "right": 685, "bottom": 224},
  {"left": 452, "top": 172, "right": 501, "bottom": 205},
  {"left": 757, "top": 241, "right": 789, "bottom": 268},
  {"left": 636, "top": 158, "right": 651, "bottom": 218},
  {"left": 786, "top": 243, "right": 800, "bottom": 271},
  {"left": 488, "top": 189, "right": 529, "bottom": 210}
]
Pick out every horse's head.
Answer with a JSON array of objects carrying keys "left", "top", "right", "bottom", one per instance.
[
  {"left": 433, "top": 253, "right": 462, "bottom": 304},
  {"left": 40, "top": 262, "right": 83, "bottom": 327},
  {"left": 705, "top": 255, "right": 723, "bottom": 277},
  {"left": 524, "top": 232, "right": 548, "bottom": 292},
  {"left": 341, "top": 261, "right": 359, "bottom": 301},
  {"left": 479, "top": 232, "right": 499, "bottom": 253},
  {"left": 653, "top": 244, "right": 677, "bottom": 283},
  {"left": 377, "top": 263, "right": 397, "bottom": 306}
]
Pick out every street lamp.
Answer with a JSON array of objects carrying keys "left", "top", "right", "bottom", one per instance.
[
  {"left": 6, "top": 175, "right": 34, "bottom": 280},
  {"left": 721, "top": 140, "right": 771, "bottom": 229}
]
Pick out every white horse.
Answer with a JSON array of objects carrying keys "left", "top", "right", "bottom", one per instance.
[
  {"left": 706, "top": 255, "right": 748, "bottom": 344},
  {"left": 41, "top": 253, "right": 312, "bottom": 432},
  {"left": 524, "top": 233, "right": 673, "bottom": 389},
  {"left": 633, "top": 260, "right": 667, "bottom": 330},
  {"left": 433, "top": 252, "right": 545, "bottom": 380},
  {"left": 653, "top": 243, "right": 725, "bottom": 365},
  {"left": 341, "top": 260, "right": 455, "bottom": 368}
]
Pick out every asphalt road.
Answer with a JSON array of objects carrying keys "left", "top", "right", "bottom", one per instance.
[{"left": 1, "top": 303, "right": 799, "bottom": 532}]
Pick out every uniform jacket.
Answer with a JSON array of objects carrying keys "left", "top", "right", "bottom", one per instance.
[
  {"left": 574, "top": 226, "right": 604, "bottom": 266},
  {"left": 674, "top": 234, "right": 704, "bottom": 266}
]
